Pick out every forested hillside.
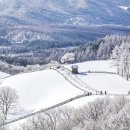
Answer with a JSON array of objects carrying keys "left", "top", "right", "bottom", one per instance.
[{"left": 0, "top": 35, "right": 129, "bottom": 67}]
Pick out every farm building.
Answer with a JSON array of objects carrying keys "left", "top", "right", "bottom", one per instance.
[{"left": 71, "top": 65, "right": 79, "bottom": 74}]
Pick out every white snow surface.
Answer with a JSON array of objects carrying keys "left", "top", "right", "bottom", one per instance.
[{"left": 118, "top": 6, "right": 129, "bottom": 11}]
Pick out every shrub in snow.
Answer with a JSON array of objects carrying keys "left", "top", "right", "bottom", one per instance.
[{"left": 61, "top": 53, "right": 75, "bottom": 63}]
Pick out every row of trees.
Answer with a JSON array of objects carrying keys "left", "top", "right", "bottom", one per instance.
[
  {"left": 17, "top": 96, "right": 130, "bottom": 130},
  {"left": 0, "top": 60, "right": 60, "bottom": 75},
  {"left": 111, "top": 43, "right": 130, "bottom": 80}
]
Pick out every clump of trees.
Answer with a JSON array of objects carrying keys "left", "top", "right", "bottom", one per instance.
[
  {"left": 60, "top": 53, "right": 75, "bottom": 64},
  {"left": 111, "top": 43, "right": 130, "bottom": 80},
  {"left": 18, "top": 96, "right": 130, "bottom": 130}
]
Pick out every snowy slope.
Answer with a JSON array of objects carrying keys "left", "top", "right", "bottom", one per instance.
[{"left": 0, "top": 60, "right": 130, "bottom": 111}]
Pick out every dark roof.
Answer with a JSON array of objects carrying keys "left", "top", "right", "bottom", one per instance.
[{"left": 71, "top": 65, "right": 78, "bottom": 69}]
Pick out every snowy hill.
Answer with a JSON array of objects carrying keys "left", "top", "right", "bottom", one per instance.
[
  {"left": 0, "top": 60, "right": 130, "bottom": 111},
  {"left": 0, "top": 69, "right": 83, "bottom": 110},
  {"left": 1, "top": 60, "right": 130, "bottom": 129}
]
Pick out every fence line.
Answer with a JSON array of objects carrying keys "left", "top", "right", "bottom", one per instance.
[
  {"left": 87, "top": 71, "right": 117, "bottom": 74},
  {"left": 61, "top": 67, "right": 100, "bottom": 93}
]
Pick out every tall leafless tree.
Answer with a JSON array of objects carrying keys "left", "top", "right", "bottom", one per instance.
[{"left": 0, "top": 87, "right": 19, "bottom": 121}]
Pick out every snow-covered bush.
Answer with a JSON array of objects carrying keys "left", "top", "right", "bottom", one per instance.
[{"left": 60, "top": 53, "right": 75, "bottom": 63}]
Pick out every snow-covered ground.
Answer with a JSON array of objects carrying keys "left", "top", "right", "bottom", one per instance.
[
  {"left": 0, "top": 71, "right": 9, "bottom": 78},
  {"left": 1, "top": 60, "right": 130, "bottom": 129}
]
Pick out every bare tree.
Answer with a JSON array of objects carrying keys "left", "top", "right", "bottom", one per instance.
[
  {"left": 58, "top": 107, "right": 76, "bottom": 130},
  {"left": 0, "top": 87, "right": 19, "bottom": 121}
]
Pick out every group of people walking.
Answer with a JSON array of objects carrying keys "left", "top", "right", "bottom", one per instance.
[
  {"left": 100, "top": 91, "right": 107, "bottom": 95},
  {"left": 85, "top": 91, "right": 107, "bottom": 96}
]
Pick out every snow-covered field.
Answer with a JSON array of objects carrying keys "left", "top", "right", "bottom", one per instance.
[{"left": 0, "top": 60, "right": 130, "bottom": 124}]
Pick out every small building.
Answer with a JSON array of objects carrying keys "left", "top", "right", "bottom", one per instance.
[{"left": 71, "top": 65, "right": 79, "bottom": 74}]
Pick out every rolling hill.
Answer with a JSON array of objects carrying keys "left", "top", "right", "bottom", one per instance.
[
  {"left": 0, "top": 60, "right": 130, "bottom": 110},
  {"left": 0, "top": 60, "right": 130, "bottom": 129}
]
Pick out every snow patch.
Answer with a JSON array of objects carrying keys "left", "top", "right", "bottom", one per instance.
[
  {"left": 118, "top": 5, "right": 129, "bottom": 11},
  {"left": 76, "top": 0, "right": 87, "bottom": 9},
  {"left": 0, "top": 70, "right": 82, "bottom": 110},
  {"left": 65, "top": 17, "right": 88, "bottom": 26}
]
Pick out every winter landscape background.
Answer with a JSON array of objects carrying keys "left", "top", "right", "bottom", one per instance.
[
  {"left": 0, "top": 0, "right": 130, "bottom": 130},
  {"left": 0, "top": 0, "right": 130, "bottom": 66}
]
